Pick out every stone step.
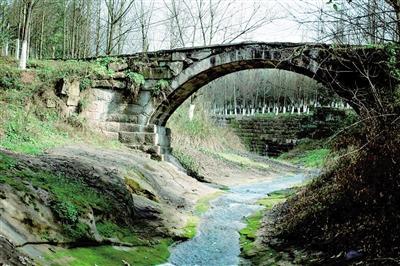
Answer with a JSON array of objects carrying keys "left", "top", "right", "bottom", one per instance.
[
  {"left": 119, "top": 131, "right": 158, "bottom": 145},
  {"left": 126, "top": 144, "right": 161, "bottom": 155},
  {"left": 98, "top": 122, "right": 156, "bottom": 133}
]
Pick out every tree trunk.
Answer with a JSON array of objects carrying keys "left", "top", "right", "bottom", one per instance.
[
  {"left": 15, "top": 39, "right": 20, "bottom": 60},
  {"left": 19, "top": 1, "right": 34, "bottom": 70}
]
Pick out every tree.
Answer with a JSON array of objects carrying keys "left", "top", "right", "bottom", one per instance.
[
  {"left": 104, "top": 0, "right": 135, "bottom": 55},
  {"left": 19, "top": 0, "right": 37, "bottom": 69}
]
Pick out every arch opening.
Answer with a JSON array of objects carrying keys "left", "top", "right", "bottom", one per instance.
[
  {"left": 150, "top": 58, "right": 337, "bottom": 127},
  {"left": 163, "top": 67, "right": 353, "bottom": 157}
]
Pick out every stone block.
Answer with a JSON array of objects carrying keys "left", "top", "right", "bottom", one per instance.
[
  {"left": 143, "top": 102, "right": 154, "bottom": 116},
  {"left": 60, "top": 78, "right": 80, "bottom": 96},
  {"left": 137, "top": 91, "right": 151, "bottom": 106},
  {"left": 138, "top": 114, "right": 149, "bottom": 125},
  {"left": 92, "top": 79, "right": 126, "bottom": 89},
  {"left": 168, "top": 62, "right": 184, "bottom": 76},
  {"left": 103, "top": 131, "right": 119, "bottom": 141},
  {"left": 67, "top": 95, "right": 80, "bottom": 106},
  {"left": 171, "top": 52, "right": 186, "bottom": 61},
  {"left": 106, "top": 114, "right": 138, "bottom": 123},
  {"left": 139, "top": 66, "right": 172, "bottom": 79},
  {"left": 189, "top": 50, "right": 211, "bottom": 60},
  {"left": 108, "top": 62, "right": 128, "bottom": 72},
  {"left": 91, "top": 89, "right": 116, "bottom": 102},
  {"left": 119, "top": 132, "right": 157, "bottom": 145},
  {"left": 142, "top": 80, "right": 158, "bottom": 91},
  {"left": 125, "top": 104, "right": 144, "bottom": 115},
  {"left": 98, "top": 122, "right": 121, "bottom": 132}
]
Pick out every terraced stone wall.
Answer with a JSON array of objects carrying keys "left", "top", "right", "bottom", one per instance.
[{"left": 217, "top": 108, "right": 348, "bottom": 156}]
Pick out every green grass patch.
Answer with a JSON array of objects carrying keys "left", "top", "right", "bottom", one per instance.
[
  {"left": 279, "top": 148, "right": 330, "bottom": 168},
  {"left": 0, "top": 101, "right": 69, "bottom": 154},
  {"left": 0, "top": 59, "right": 124, "bottom": 154},
  {"left": 240, "top": 210, "right": 263, "bottom": 255},
  {"left": 167, "top": 101, "right": 244, "bottom": 151},
  {"left": 278, "top": 139, "right": 330, "bottom": 168},
  {"left": 45, "top": 238, "right": 173, "bottom": 266}
]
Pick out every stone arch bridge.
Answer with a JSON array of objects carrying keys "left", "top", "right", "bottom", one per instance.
[{"left": 70, "top": 42, "right": 393, "bottom": 159}]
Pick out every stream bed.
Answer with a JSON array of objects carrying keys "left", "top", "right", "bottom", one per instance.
[{"left": 163, "top": 173, "right": 307, "bottom": 266}]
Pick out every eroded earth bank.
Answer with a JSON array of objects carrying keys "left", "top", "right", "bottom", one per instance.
[{"left": 1, "top": 142, "right": 302, "bottom": 266}]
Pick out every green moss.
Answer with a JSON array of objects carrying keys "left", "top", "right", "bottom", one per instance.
[
  {"left": 279, "top": 148, "right": 330, "bottom": 168},
  {"left": 0, "top": 155, "right": 113, "bottom": 240},
  {"left": 182, "top": 216, "right": 199, "bottom": 239},
  {"left": 45, "top": 238, "right": 173, "bottom": 266},
  {"left": 96, "top": 221, "right": 143, "bottom": 245},
  {"left": 239, "top": 188, "right": 298, "bottom": 259},
  {"left": 194, "top": 191, "right": 224, "bottom": 215}
]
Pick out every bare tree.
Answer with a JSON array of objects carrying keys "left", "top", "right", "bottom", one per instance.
[{"left": 104, "top": 0, "right": 135, "bottom": 55}]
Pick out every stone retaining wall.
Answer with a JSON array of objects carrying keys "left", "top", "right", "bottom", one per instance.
[{"left": 216, "top": 107, "right": 348, "bottom": 156}]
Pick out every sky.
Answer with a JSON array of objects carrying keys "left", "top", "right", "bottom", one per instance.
[{"left": 126, "top": 0, "right": 327, "bottom": 52}]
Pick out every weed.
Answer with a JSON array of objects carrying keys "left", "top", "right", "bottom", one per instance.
[
  {"left": 126, "top": 71, "right": 145, "bottom": 86},
  {"left": 79, "top": 78, "right": 92, "bottom": 91}
]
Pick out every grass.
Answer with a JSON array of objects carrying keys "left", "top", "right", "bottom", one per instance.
[
  {"left": 0, "top": 59, "right": 124, "bottom": 155},
  {"left": 239, "top": 188, "right": 297, "bottom": 258},
  {"left": 279, "top": 148, "right": 330, "bottom": 168},
  {"left": 0, "top": 100, "right": 70, "bottom": 154},
  {"left": 45, "top": 238, "right": 173, "bottom": 266},
  {"left": 278, "top": 139, "right": 330, "bottom": 168},
  {"left": 167, "top": 100, "right": 244, "bottom": 151},
  {"left": 172, "top": 148, "right": 202, "bottom": 179}
]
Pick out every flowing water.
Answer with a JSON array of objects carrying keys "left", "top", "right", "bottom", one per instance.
[{"left": 162, "top": 173, "right": 307, "bottom": 266}]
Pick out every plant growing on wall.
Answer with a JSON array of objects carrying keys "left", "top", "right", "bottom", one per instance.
[
  {"left": 126, "top": 71, "right": 145, "bottom": 86},
  {"left": 125, "top": 71, "right": 145, "bottom": 100},
  {"left": 152, "top": 79, "right": 170, "bottom": 99}
]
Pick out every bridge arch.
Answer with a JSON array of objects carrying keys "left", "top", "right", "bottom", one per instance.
[{"left": 149, "top": 44, "right": 337, "bottom": 127}]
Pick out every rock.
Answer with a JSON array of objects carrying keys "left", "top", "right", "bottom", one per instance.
[
  {"left": 0, "top": 234, "right": 34, "bottom": 265},
  {"left": 60, "top": 79, "right": 80, "bottom": 96},
  {"left": 67, "top": 95, "right": 80, "bottom": 107},
  {"left": 108, "top": 62, "right": 128, "bottom": 72},
  {"left": 46, "top": 99, "right": 56, "bottom": 108},
  {"left": 113, "top": 72, "right": 127, "bottom": 79},
  {"left": 345, "top": 250, "right": 362, "bottom": 260}
]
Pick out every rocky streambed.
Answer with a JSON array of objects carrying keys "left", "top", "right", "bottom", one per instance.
[{"left": 163, "top": 174, "right": 307, "bottom": 266}]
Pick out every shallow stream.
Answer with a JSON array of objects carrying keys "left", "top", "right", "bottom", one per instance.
[{"left": 162, "top": 173, "right": 307, "bottom": 266}]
